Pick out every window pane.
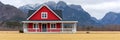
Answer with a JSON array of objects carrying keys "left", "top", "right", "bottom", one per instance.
[
  {"left": 41, "top": 12, "right": 47, "bottom": 19},
  {"left": 33, "top": 24, "right": 36, "bottom": 28},
  {"left": 51, "top": 24, "right": 56, "bottom": 28},
  {"left": 33, "top": 24, "right": 38, "bottom": 28}
]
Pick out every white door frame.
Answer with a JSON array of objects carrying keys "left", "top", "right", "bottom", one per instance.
[{"left": 41, "top": 23, "right": 48, "bottom": 32}]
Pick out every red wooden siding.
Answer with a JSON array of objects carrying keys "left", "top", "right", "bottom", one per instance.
[
  {"left": 29, "top": 6, "right": 61, "bottom": 20},
  {"left": 47, "top": 23, "right": 50, "bottom": 32},
  {"left": 27, "top": 23, "right": 61, "bottom": 32},
  {"left": 56, "top": 23, "right": 61, "bottom": 32},
  {"left": 38, "top": 23, "right": 41, "bottom": 32},
  {"left": 25, "top": 5, "right": 65, "bottom": 33},
  {"left": 50, "top": 23, "right": 61, "bottom": 32},
  {"left": 28, "top": 23, "right": 33, "bottom": 28},
  {"left": 57, "top": 23, "right": 61, "bottom": 28},
  {"left": 28, "top": 23, "right": 36, "bottom": 32}
]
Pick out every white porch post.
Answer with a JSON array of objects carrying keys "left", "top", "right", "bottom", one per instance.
[
  {"left": 73, "top": 23, "right": 77, "bottom": 33},
  {"left": 23, "top": 23, "right": 27, "bottom": 33},
  {"left": 61, "top": 23, "right": 64, "bottom": 32},
  {"left": 35, "top": 23, "right": 38, "bottom": 32},
  {"left": 23, "top": 23, "right": 25, "bottom": 32}
]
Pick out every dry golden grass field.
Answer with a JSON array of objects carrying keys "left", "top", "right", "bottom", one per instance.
[{"left": 0, "top": 31, "right": 120, "bottom": 40}]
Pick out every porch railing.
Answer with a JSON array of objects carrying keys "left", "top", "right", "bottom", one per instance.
[{"left": 24, "top": 28, "right": 73, "bottom": 32}]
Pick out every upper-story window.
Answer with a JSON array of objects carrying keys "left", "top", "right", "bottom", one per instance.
[{"left": 41, "top": 12, "right": 48, "bottom": 19}]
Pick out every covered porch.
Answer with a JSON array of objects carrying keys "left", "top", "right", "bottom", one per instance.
[{"left": 22, "top": 21, "right": 78, "bottom": 33}]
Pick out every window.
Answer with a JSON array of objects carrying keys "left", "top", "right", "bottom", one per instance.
[
  {"left": 51, "top": 24, "right": 56, "bottom": 29},
  {"left": 33, "top": 24, "right": 38, "bottom": 29},
  {"left": 41, "top": 12, "right": 48, "bottom": 19}
]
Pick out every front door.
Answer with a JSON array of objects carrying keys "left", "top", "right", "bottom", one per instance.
[{"left": 42, "top": 24, "right": 47, "bottom": 32}]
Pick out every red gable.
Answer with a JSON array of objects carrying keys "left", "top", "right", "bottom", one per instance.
[{"left": 27, "top": 4, "right": 62, "bottom": 20}]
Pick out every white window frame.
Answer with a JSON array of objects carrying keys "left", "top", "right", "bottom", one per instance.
[
  {"left": 50, "top": 23, "right": 56, "bottom": 29},
  {"left": 33, "top": 23, "right": 39, "bottom": 29},
  {"left": 41, "top": 12, "right": 48, "bottom": 19}
]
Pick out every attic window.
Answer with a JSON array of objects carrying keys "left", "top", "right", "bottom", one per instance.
[{"left": 41, "top": 12, "right": 48, "bottom": 19}]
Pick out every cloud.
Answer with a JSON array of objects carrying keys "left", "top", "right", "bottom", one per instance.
[
  {"left": 0, "top": 0, "right": 24, "bottom": 7},
  {"left": 80, "top": 0, "right": 120, "bottom": 4},
  {"left": 82, "top": 1, "right": 120, "bottom": 19},
  {"left": 0, "top": 0, "right": 56, "bottom": 7},
  {"left": 0, "top": 0, "right": 120, "bottom": 19}
]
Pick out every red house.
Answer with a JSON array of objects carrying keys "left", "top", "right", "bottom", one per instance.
[{"left": 22, "top": 4, "right": 78, "bottom": 33}]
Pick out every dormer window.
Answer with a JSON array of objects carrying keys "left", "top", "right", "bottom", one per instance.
[{"left": 41, "top": 12, "right": 48, "bottom": 19}]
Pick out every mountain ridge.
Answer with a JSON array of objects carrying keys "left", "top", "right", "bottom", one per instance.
[
  {"left": 18, "top": 1, "right": 120, "bottom": 26},
  {"left": 101, "top": 12, "right": 120, "bottom": 25},
  {"left": 0, "top": 1, "right": 26, "bottom": 21},
  {"left": 19, "top": 1, "right": 97, "bottom": 26}
]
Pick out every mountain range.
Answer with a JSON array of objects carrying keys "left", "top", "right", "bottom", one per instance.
[
  {"left": 19, "top": 1, "right": 98, "bottom": 26},
  {"left": 0, "top": 2, "right": 26, "bottom": 21},
  {"left": 0, "top": 1, "right": 120, "bottom": 26},
  {"left": 18, "top": 1, "right": 120, "bottom": 26},
  {"left": 101, "top": 12, "right": 120, "bottom": 25}
]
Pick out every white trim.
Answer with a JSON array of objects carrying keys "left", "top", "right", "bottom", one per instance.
[
  {"left": 23, "top": 23, "right": 77, "bottom": 33},
  {"left": 27, "top": 4, "right": 62, "bottom": 20},
  {"left": 50, "top": 23, "right": 57, "bottom": 29},
  {"left": 41, "top": 12, "right": 48, "bottom": 19},
  {"left": 24, "top": 31, "right": 74, "bottom": 33},
  {"left": 61, "top": 23, "right": 63, "bottom": 32},
  {"left": 32, "top": 23, "right": 39, "bottom": 32},
  {"left": 41, "top": 23, "right": 48, "bottom": 32},
  {"left": 45, "top": 4, "right": 62, "bottom": 20},
  {"left": 33, "top": 23, "right": 39, "bottom": 29},
  {"left": 22, "top": 21, "right": 78, "bottom": 23},
  {"left": 23, "top": 23, "right": 28, "bottom": 33},
  {"left": 74, "top": 23, "right": 77, "bottom": 33}
]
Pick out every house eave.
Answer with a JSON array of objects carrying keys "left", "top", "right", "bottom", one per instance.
[
  {"left": 27, "top": 4, "right": 62, "bottom": 20},
  {"left": 22, "top": 21, "right": 78, "bottom": 23}
]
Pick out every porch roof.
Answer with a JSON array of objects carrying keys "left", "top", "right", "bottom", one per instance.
[{"left": 22, "top": 21, "right": 78, "bottom": 23}]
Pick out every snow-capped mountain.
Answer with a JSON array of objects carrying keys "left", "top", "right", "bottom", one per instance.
[
  {"left": 18, "top": 1, "right": 98, "bottom": 26},
  {"left": 19, "top": 4, "right": 40, "bottom": 13}
]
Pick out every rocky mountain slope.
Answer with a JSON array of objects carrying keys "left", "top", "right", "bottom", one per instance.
[
  {"left": 0, "top": 2, "right": 26, "bottom": 21},
  {"left": 19, "top": 1, "right": 97, "bottom": 26},
  {"left": 101, "top": 12, "right": 120, "bottom": 25}
]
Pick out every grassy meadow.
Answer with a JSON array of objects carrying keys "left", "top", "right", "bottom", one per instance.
[{"left": 0, "top": 31, "right": 120, "bottom": 40}]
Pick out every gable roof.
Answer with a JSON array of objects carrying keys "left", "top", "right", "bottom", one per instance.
[
  {"left": 27, "top": 10, "right": 62, "bottom": 20},
  {"left": 27, "top": 10, "right": 36, "bottom": 18},
  {"left": 53, "top": 10, "right": 62, "bottom": 19},
  {"left": 27, "top": 4, "right": 62, "bottom": 20}
]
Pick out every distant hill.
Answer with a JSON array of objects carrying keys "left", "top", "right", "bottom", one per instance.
[
  {"left": 101, "top": 12, "right": 120, "bottom": 25},
  {"left": 0, "top": 2, "right": 26, "bottom": 21},
  {"left": 0, "top": 2, "right": 27, "bottom": 30},
  {"left": 19, "top": 1, "right": 97, "bottom": 26}
]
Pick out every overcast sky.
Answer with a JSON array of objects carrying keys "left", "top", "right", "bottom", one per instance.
[{"left": 0, "top": 0, "right": 120, "bottom": 19}]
